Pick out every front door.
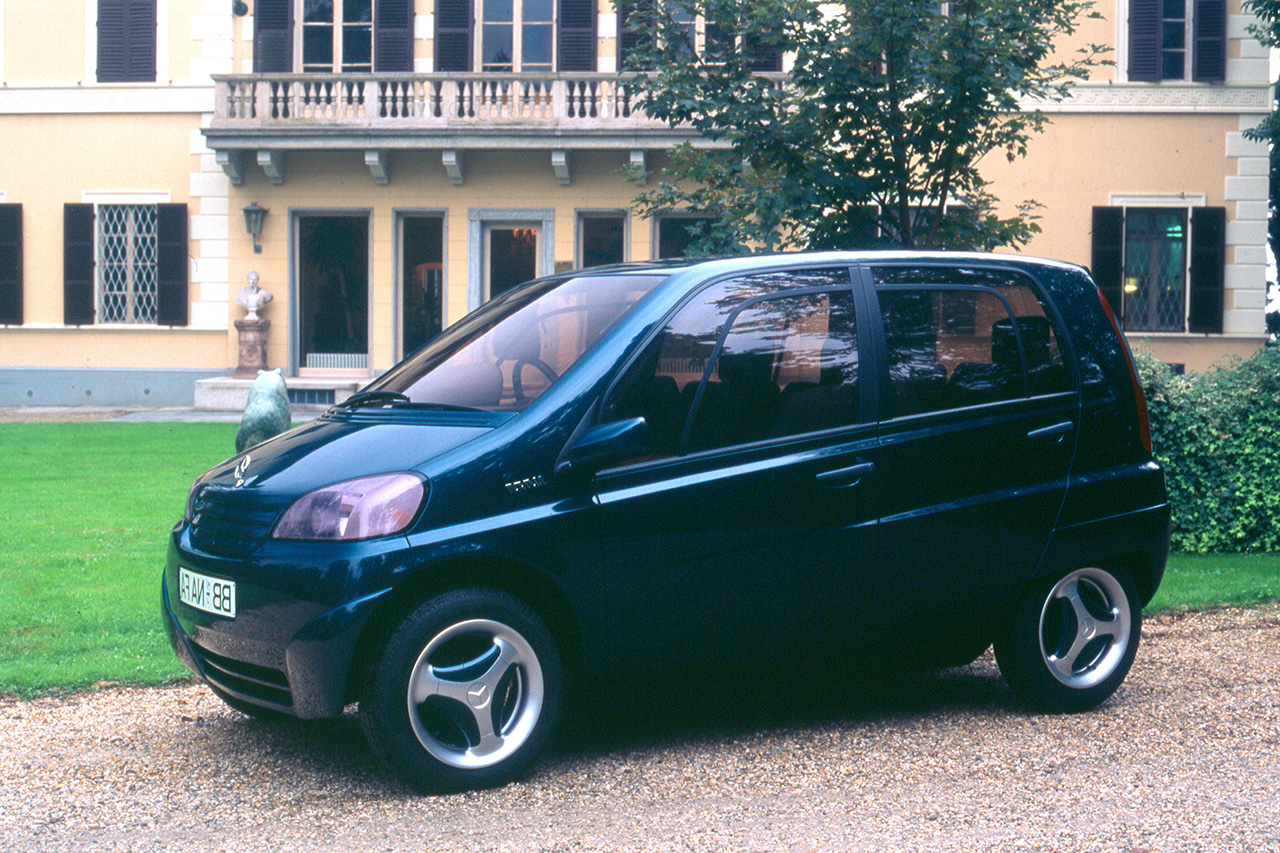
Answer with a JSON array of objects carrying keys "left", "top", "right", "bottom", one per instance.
[
  {"left": 298, "top": 214, "right": 369, "bottom": 371},
  {"left": 590, "top": 267, "right": 879, "bottom": 673}
]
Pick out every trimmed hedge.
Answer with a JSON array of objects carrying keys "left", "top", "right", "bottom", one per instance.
[{"left": 1134, "top": 345, "right": 1280, "bottom": 553}]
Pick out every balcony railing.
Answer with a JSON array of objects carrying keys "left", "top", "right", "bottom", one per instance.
[{"left": 210, "top": 72, "right": 673, "bottom": 132}]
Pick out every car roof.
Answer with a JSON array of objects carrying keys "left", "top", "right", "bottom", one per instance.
[{"left": 561, "top": 251, "right": 1085, "bottom": 281}]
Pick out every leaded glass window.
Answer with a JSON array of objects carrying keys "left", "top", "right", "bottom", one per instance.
[
  {"left": 98, "top": 204, "right": 158, "bottom": 324},
  {"left": 1123, "top": 208, "right": 1187, "bottom": 333}
]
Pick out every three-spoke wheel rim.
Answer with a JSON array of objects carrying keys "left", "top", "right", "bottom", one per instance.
[
  {"left": 406, "top": 618, "right": 545, "bottom": 770},
  {"left": 1038, "top": 568, "right": 1132, "bottom": 690}
]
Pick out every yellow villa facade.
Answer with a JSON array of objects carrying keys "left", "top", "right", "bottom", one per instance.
[{"left": 0, "top": 0, "right": 1271, "bottom": 406}]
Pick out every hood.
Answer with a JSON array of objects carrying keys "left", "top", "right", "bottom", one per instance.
[{"left": 202, "top": 410, "right": 505, "bottom": 500}]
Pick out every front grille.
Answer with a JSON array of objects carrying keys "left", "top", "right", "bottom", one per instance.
[
  {"left": 192, "top": 642, "right": 292, "bottom": 708},
  {"left": 189, "top": 486, "right": 279, "bottom": 558}
]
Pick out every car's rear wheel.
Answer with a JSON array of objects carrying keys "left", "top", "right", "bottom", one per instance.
[
  {"left": 360, "top": 588, "right": 563, "bottom": 792},
  {"left": 995, "top": 566, "right": 1140, "bottom": 712}
]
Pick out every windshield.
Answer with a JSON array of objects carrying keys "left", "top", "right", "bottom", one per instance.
[{"left": 370, "top": 273, "right": 668, "bottom": 412}]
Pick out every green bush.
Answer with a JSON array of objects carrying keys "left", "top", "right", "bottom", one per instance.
[{"left": 1134, "top": 345, "right": 1280, "bottom": 553}]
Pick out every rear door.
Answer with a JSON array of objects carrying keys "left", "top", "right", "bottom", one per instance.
[
  {"left": 589, "top": 266, "right": 880, "bottom": 672},
  {"left": 866, "top": 264, "right": 1079, "bottom": 659}
]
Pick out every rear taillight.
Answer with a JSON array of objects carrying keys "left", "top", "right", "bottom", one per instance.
[{"left": 1096, "top": 287, "right": 1153, "bottom": 453}]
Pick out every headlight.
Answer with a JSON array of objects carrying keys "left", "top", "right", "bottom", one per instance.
[
  {"left": 272, "top": 473, "right": 427, "bottom": 541},
  {"left": 185, "top": 474, "right": 211, "bottom": 522}
]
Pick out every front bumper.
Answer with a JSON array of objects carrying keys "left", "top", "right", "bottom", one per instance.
[{"left": 162, "top": 531, "right": 405, "bottom": 718}]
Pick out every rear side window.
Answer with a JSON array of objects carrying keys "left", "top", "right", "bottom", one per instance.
[
  {"left": 874, "top": 267, "right": 1070, "bottom": 418},
  {"left": 604, "top": 268, "right": 859, "bottom": 456}
]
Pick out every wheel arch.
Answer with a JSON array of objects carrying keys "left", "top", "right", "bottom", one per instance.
[{"left": 346, "top": 555, "right": 585, "bottom": 706}]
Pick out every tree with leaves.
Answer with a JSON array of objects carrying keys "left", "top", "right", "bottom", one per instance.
[{"left": 622, "top": 0, "right": 1108, "bottom": 254}]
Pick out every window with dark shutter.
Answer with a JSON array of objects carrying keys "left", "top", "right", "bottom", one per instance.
[
  {"left": 558, "top": 0, "right": 596, "bottom": 72},
  {"left": 0, "top": 205, "right": 21, "bottom": 326},
  {"left": 97, "top": 0, "right": 156, "bottom": 83},
  {"left": 376, "top": 0, "right": 416, "bottom": 71},
  {"left": 1188, "top": 206, "right": 1226, "bottom": 334},
  {"left": 256, "top": 0, "right": 294, "bottom": 72},
  {"left": 617, "top": 0, "right": 655, "bottom": 70},
  {"left": 64, "top": 205, "right": 96, "bottom": 326},
  {"left": 1091, "top": 207, "right": 1124, "bottom": 320},
  {"left": 156, "top": 204, "right": 189, "bottom": 327},
  {"left": 743, "top": 33, "right": 782, "bottom": 72},
  {"left": 436, "top": 0, "right": 473, "bottom": 71},
  {"left": 1127, "top": 0, "right": 1160, "bottom": 82},
  {"left": 1192, "top": 0, "right": 1226, "bottom": 83}
]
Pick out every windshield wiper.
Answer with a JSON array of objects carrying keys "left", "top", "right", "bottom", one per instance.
[
  {"left": 334, "top": 391, "right": 486, "bottom": 414},
  {"left": 334, "top": 390, "right": 411, "bottom": 409},
  {"left": 411, "top": 401, "right": 486, "bottom": 413}
]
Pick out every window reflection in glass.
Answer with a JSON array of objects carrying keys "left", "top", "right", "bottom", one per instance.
[{"left": 605, "top": 269, "right": 858, "bottom": 458}]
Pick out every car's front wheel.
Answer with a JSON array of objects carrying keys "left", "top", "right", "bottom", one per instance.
[
  {"left": 360, "top": 588, "right": 563, "bottom": 792},
  {"left": 995, "top": 566, "right": 1141, "bottom": 713}
]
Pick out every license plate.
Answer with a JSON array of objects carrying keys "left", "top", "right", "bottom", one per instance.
[{"left": 179, "top": 567, "right": 236, "bottom": 619}]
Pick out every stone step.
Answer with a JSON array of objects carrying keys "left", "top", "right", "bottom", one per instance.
[{"left": 194, "top": 376, "right": 364, "bottom": 412}]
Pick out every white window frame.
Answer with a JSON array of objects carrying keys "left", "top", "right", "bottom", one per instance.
[
  {"left": 1109, "top": 193, "right": 1207, "bottom": 333},
  {"left": 476, "top": 0, "right": 556, "bottom": 72},
  {"left": 1117, "top": 0, "right": 1197, "bottom": 83},
  {"left": 299, "top": 0, "right": 374, "bottom": 73}
]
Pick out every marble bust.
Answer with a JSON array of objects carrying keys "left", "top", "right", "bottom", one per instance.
[{"left": 235, "top": 271, "right": 273, "bottom": 321}]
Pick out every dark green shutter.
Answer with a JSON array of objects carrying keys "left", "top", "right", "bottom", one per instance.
[
  {"left": 0, "top": 205, "right": 21, "bottom": 325},
  {"left": 1128, "top": 0, "right": 1160, "bottom": 82},
  {"left": 1192, "top": 0, "right": 1226, "bottom": 83},
  {"left": 255, "top": 0, "right": 294, "bottom": 72},
  {"left": 1188, "top": 207, "right": 1226, "bottom": 334},
  {"left": 1091, "top": 207, "right": 1125, "bottom": 322},
  {"left": 558, "top": 0, "right": 596, "bottom": 72},
  {"left": 97, "top": 0, "right": 156, "bottom": 83},
  {"left": 64, "top": 204, "right": 96, "bottom": 326},
  {"left": 375, "top": 0, "right": 415, "bottom": 72},
  {"left": 156, "top": 204, "right": 188, "bottom": 327},
  {"left": 436, "top": 0, "right": 472, "bottom": 71},
  {"left": 617, "top": 0, "right": 654, "bottom": 71}
]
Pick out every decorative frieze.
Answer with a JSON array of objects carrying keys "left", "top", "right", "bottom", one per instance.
[{"left": 1022, "top": 84, "right": 1271, "bottom": 114}]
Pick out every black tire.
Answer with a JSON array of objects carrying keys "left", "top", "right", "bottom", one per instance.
[
  {"left": 994, "top": 566, "right": 1141, "bottom": 713},
  {"left": 359, "top": 589, "right": 563, "bottom": 792}
]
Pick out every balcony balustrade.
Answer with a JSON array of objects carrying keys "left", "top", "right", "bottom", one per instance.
[{"left": 211, "top": 72, "right": 669, "bottom": 134}]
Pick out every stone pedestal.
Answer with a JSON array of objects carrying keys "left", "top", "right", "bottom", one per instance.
[{"left": 234, "top": 319, "right": 271, "bottom": 379}]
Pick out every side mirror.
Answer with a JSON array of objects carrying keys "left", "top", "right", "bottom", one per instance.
[{"left": 555, "top": 417, "right": 652, "bottom": 479}]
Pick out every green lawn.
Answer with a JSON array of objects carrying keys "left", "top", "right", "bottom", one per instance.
[
  {"left": 0, "top": 421, "right": 1276, "bottom": 698},
  {"left": 0, "top": 422, "right": 237, "bottom": 696},
  {"left": 1148, "top": 552, "right": 1280, "bottom": 613}
]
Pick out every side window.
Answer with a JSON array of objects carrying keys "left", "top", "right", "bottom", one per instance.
[
  {"left": 878, "top": 288, "right": 1033, "bottom": 416},
  {"left": 998, "top": 283, "right": 1070, "bottom": 396},
  {"left": 875, "top": 267, "right": 1071, "bottom": 417},
  {"left": 603, "top": 278, "right": 766, "bottom": 456},
  {"left": 604, "top": 268, "right": 858, "bottom": 458},
  {"left": 686, "top": 289, "right": 859, "bottom": 451}
]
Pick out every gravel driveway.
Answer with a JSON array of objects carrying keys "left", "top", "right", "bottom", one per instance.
[{"left": 3, "top": 606, "right": 1278, "bottom": 853}]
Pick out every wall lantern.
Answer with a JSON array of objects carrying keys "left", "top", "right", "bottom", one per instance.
[
  {"left": 243, "top": 203, "right": 267, "bottom": 254},
  {"left": 233, "top": 2, "right": 249, "bottom": 16}
]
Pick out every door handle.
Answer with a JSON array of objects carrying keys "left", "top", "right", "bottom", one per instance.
[
  {"left": 816, "top": 461, "right": 875, "bottom": 487},
  {"left": 1027, "top": 421, "right": 1075, "bottom": 442}
]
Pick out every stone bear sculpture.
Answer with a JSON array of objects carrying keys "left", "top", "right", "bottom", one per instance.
[{"left": 235, "top": 368, "right": 291, "bottom": 453}]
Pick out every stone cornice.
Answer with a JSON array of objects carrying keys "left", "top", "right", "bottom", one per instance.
[{"left": 0, "top": 84, "right": 214, "bottom": 115}]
